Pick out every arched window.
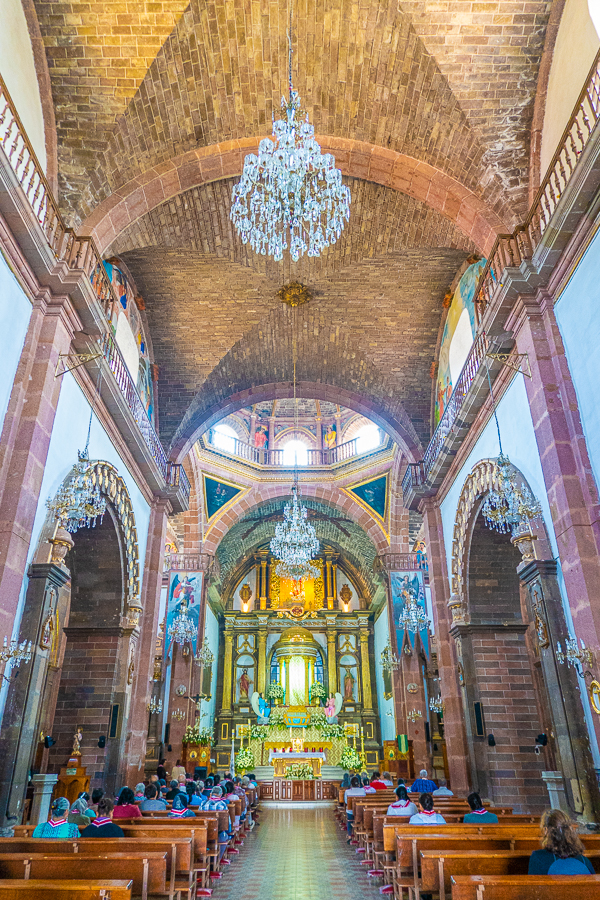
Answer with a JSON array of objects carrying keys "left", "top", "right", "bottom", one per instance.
[
  {"left": 213, "top": 423, "right": 237, "bottom": 453},
  {"left": 282, "top": 439, "right": 309, "bottom": 466},
  {"left": 590, "top": 0, "right": 600, "bottom": 39},
  {"left": 354, "top": 423, "right": 381, "bottom": 454}
]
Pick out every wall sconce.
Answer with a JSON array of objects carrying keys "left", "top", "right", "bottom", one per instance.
[
  {"left": 147, "top": 698, "right": 163, "bottom": 714},
  {"left": 240, "top": 583, "right": 252, "bottom": 613},
  {"left": 171, "top": 708, "right": 185, "bottom": 721},
  {"left": 556, "top": 636, "right": 594, "bottom": 676},
  {"left": 407, "top": 709, "right": 422, "bottom": 723}
]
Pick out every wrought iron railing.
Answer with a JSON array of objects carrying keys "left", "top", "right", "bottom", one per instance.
[
  {"left": 205, "top": 429, "right": 382, "bottom": 467},
  {"left": 475, "top": 48, "right": 600, "bottom": 318},
  {"left": 0, "top": 72, "right": 187, "bottom": 499}
]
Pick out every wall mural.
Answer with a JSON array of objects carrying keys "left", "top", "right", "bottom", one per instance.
[
  {"left": 166, "top": 571, "right": 202, "bottom": 656},
  {"left": 203, "top": 474, "right": 244, "bottom": 521},
  {"left": 390, "top": 570, "right": 429, "bottom": 656},
  {"left": 347, "top": 473, "right": 388, "bottom": 521},
  {"left": 435, "top": 257, "right": 486, "bottom": 426}
]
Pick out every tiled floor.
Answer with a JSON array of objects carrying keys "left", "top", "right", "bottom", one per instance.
[{"left": 215, "top": 804, "right": 367, "bottom": 900}]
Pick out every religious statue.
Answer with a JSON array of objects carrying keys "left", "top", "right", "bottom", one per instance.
[
  {"left": 343, "top": 669, "right": 355, "bottom": 701},
  {"left": 254, "top": 424, "right": 268, "bottom": 450},
  {"left": 323, "top": 423, "right": 337, "bottom": 449},
  {"left": 239, "top": 668, "right": 253, "bottom": 699},
  {"left": 325, "top": 695, "right": 336, "bottom": 720},
  {"left": 72, "top": 726, "right": 83, "bottom": 757}
]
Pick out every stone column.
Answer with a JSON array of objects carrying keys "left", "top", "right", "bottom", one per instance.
[
  {"left": 125, "top": 498, "right": 171, "bottom": 786},
  {"left": 256, "top": 551, "right": 269, "bottom": 610},
  {"left": 508, "top": 294, "right": 600, "bottom": 743},
  {"left": 304, "top": 658, "right": 310, "bottom": 706},
  {"left": 256, "top": 616, "right": 268, "bottom": 696},
  {"left": 358, "top": 615, "right": 373, "bottom": 712},
  {"left": 0, "top": 294, "right": 77, "bottom": 642},
  {"left": 420, "top": 499, "right": 471, "bottom": 794},
  {"left": 326, "top": 617, "right": 337, "bottom": 696},
  {"left": 324, "top": 554, "right": 336, "bottom": 610},
  {"left": 518, "top": 558, "right": 600, "bottom": 820},
  {"left": 222, "top": 619, "right": 235, "bottom": 712},
  {"left": 0, "top": 561, "right": 70, "bottom": 826},
  {"left": 30, "top": 774, "right": 59, "bottom": 826},
  {"left": 268, "top": 417, "right": 275, "bottom": 459},
  {"left": 249, "top": 413, "right": 257, "bottom": 448},
  {"left": 315, "top": 416, "right": 323, "bottom": 464}
]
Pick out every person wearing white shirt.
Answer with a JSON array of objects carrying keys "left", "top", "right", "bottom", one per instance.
[
  {"left": 408, "top": 792, "right": 446, "bottom": 825},
  {"left": 381, "top": 771, "right": 394, "bottom": 787},
  {"left": 432, "top": 778, "right": 453, "bottom": 797},
  {"left": 386, "top": 785, "right": 418, "bottom": 817},
  {"left": 344, "top": 775, "right": 366, "bottom": 837}
]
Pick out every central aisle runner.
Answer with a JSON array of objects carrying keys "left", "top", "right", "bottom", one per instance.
[{"left": 217, "top": 805, "right": 366, "bottom": 900}]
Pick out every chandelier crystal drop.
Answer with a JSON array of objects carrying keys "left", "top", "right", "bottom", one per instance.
[
  {"left": 147, "top": 697, "right": 163, "bottom": 715},
  {"left": 194, "top": 642, "right": 215, "bottom": 668},
  {"left": 168, "top": 605, "right": 197, "bottom": 646},
  {"left": 46, "top": 448, "right": 106, "bottom": 534},
  {"left": 399, "top": 595, "right": 430, "bottom": 635},
  {"left": 270, "top": 485, "right": 320, "bottom": 581},
  {"left": 482, "top": 453, "right": 543, "bottom": 536},
  {"left": 380, "top": 641, "right": 400, "bottom": 673}
]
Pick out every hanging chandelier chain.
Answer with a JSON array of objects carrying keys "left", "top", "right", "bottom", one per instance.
[{"left": 483, "top": 336, "right": 503, "bottom": 456}]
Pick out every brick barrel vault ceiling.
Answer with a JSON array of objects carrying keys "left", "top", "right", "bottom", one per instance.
[
  {"left": 120, "top": 244, "right": 468, "bottom": 451},
  {"left": 109, "top": 177, "right": 476, "bottom": 277},
  {"left": 40, "top": 0, "right": 552, "bottom": 227}
]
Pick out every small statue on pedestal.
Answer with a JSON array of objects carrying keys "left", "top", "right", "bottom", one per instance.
[{"left": 72, "top": 726, "right": 83, "bottom": 757}]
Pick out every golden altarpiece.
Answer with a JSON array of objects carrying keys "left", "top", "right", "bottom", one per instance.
[{"left": 213, "top": 546, "right": 381, "bottom": 771}]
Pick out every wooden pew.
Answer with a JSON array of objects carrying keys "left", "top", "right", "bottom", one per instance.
[
  {"left": 0, "top": 879, "right": 133, "bottom": 899},
  {"left": 421, "top": 849, "right": 600, "bottom": 900},
  {"left": 118, "top": 823, "right": 211, "bottom": 884},
  {"left": 0, "top": 853, "right": 170, "bottom": 900},
  {"left": 451, "top": 873, "right": 600, "bottom": 899},
  {"left": 0, "top": 839, "right": 193, "bottom": 896},
  {"left": 383, "top": 822, "right": 545, "bottom": 854}
]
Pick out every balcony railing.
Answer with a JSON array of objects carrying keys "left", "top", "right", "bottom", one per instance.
[
  {"left": 475, "top": 48, "right": 600, "bottom": 319},
  {"left": 205, "top": 429, "right": 387, "bottom": 467},
  {"left": 0, "top": 73, "right": 188, "bottom": 503}
]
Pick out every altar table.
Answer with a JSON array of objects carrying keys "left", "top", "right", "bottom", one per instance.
[{"left": 268, "top": 750, "right": 326, "bottom": 777}]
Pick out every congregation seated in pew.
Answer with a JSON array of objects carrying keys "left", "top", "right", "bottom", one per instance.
[
  {"left": 113, "top": 787, "right": 142, "bottom": 819},
  {"left": 139, "top": 783, "right": 168, "bottom": 811},
  {"left": 32, "top": 797, "right": 79, "bottom": 839},
  {"left": 463, "top": 791, "right": 498, "bottom": 823},
  {"left": 529, "top": 809, "right": 595, "bottom": 875},
  {"left": 409, "top": 769, "right": 438, "bottom": 793},
  {"left": 386, "top": 785, "right": 418, "bottom": 818},
  {"left": 432, "top": 778, "right": 453, "bottom": 797},
  {"left": 169, "top": 794, "right": 195, "bottom": 818},
  {"left": 80, "top": 797, "right": 125, "bottom": 838},
  {"left": 408, "top": 792, "right": 446, "bottom": 825}
]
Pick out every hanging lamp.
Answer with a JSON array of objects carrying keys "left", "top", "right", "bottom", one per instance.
[{"left": 230, "top": 2, "right": 350, "bottom": 262}]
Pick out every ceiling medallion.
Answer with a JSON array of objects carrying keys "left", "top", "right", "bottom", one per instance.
[
  {"left": 278, "top": 281, "right": 311, "bottom": 307},
  {"left": 229, "top": 7, "right": 350, "bottom": 262}
]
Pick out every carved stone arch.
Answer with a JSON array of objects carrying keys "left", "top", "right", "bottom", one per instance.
[
  {"left": 87, "top": 460, "right": 141, "bottom": 621},
  {"left": 450, "top": 458, "right": 501, "bottom": 625}
]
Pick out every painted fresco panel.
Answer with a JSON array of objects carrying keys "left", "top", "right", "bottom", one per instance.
[
  {"left": 390, "top": 570, "right": 429, "bottom": 656},
  {"left": 166, "top": 571, "right": 203, "bottom": 656}
]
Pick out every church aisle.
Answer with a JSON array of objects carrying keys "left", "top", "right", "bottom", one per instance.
[{"left": 216, "top": 805, "right": 367, "bottom": 900}]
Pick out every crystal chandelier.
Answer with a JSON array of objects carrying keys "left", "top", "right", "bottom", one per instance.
[
  {"left": 399, "top": 595, "right": 430, "bottom": 635},
  {"left": 270, "top": 486, "right": 320, "bottom": 580},
  {"left": 46, "top": 448, "right": 106, "bottom": 534},
  {"left": 429, "top": 695, "right": 444, "bottom": 714},
  {"left": 168, "top": 604, "right": 197, "bottom": 646},
  {"left": 482, "top": 453, "right": 543, "bottom": 536},
  {"left": 194, "top": 642, "right": 215, "bottom": 668},
  {"left": 230, "top": 6, "right": 350, "bottom": 262},
  {"left": 147, "top": 697, "right": 163, "bottom": 715},
  {"left": 380, "top": 641, "right": 400, "bottom": 673},
  {"left": 0, "top": 636, "right": 33, "bottom": 670},
  {"left": 556, "top": 636, "right": 593, "bottom": 674}
]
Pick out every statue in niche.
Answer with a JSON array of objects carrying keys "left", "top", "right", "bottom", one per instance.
[
  {"left": 343, "top": 668, "right": 355, "bottom": 701},
  {"left": 72, "top": 726, "right": 83, "bottom": 757},
  {"left": 339, "top": 583, "right": 352, "bottom": 612},
  {"left": 239, "top": 668, "right": 253, "bottom": 699},
  {"left": 40, "top": 612, "right": 54, "bottom": 650}
]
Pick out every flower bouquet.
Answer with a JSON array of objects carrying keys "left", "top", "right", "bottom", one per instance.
[
  {"left": 287, "top": 761, "right": 314, "bottom": 779},
  {"left": 267, "top": 682, "right": 284, "bottom": 702},
  {"left": 235, "top": 748, "right": 255, "bottom": 773},
  {"left": 310, "top": 681, "right": 327, "bottom": 705},
  {"left": 340, "top": 745, "right": 362, "bottom": 771}
]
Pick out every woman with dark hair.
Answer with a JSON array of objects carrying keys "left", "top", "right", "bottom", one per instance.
[
  {"left": 112, "top": 786, "right": 142, "bottom": 819},
  {"left": 408, "top": 792, "right": 446, "bottom": 825},
  {"left": 341, "top": 772, "right": 351, "bottom": 790},
  {"left": 529, "top": 809, "right": 594, "bottom": 874},
  {"left": 32, "top": 796, "right": 79, "bottom": 838},
  {"left": 463, "top": 792, "right": 498, "bottom": 823},
  {"left": 80, "top": 797, "right": 124, "bottom": 837},
  {"left": 157, "top": 758, "right": 167, "bottom": 782},
  {"left": 387, "top": 785, "right": 418, "bottom": 817}
]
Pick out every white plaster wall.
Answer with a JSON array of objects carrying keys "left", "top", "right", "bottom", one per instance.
[
  {"left": 202, "top": 603, "right": 219, "bottom": 731},
  {"left": 554, "top": 227, "right": 600, "bottom": 494},
  {"left": 439, "top": 373, "right": 600, "bottom": 765},
  {"left": 0, "top": 0, "right": 47, "bottom": 169},
  {"left": 541, "top": 0, "right": 599, "bottom": 176},
  {"left": 0, "top": 252, "right": 32, "bottom": 433},
  {"left": 374, "top": 605, "right": 395, "bottom": 742}
]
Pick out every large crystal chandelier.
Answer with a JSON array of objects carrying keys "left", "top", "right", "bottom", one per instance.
[
  {"left": 399, "top": 595, "right": 430, "bottom": 635},
  {"left": 168, "top": 604, "right": 197, "bottom": 646},
  {"left": 270, "top": 485, "right": 320, "bottom": 580},
  {"left": 482, "top": 452, "right": 542, "bottom": 536},
  {"left": 0, "top": 636, "right": 33, "bottom": 670},
  {"left": 230, "top": 6, "right": 350, "bottom": 262},
  {"left": 46, "top": 447, "right": 106, "bottom": 534}
]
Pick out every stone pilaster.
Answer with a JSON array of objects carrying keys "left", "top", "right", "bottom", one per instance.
[
  {"left": 358, "top": 615, "right": 373, "bottom": 712},
  {"left": 326, "top": 616, "right": 337, "bottom": 696}
]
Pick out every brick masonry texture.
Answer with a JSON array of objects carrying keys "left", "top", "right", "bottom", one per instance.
[
  {"left": 122, "top": 247, "right": 467, "bottom": 452},
  {"left": 468, "top": 513, "right": 524, "bottom": 623},
  {"left": 37, "top": 0, "right": 550, "bottom": 226}
]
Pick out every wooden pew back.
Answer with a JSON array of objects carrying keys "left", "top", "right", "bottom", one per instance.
[
  {"left": 451, "top": 874, "right": 600, "bottom": 899},
  {"left": 0, "top": 879, "right": 132, "bottom": 899}
]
